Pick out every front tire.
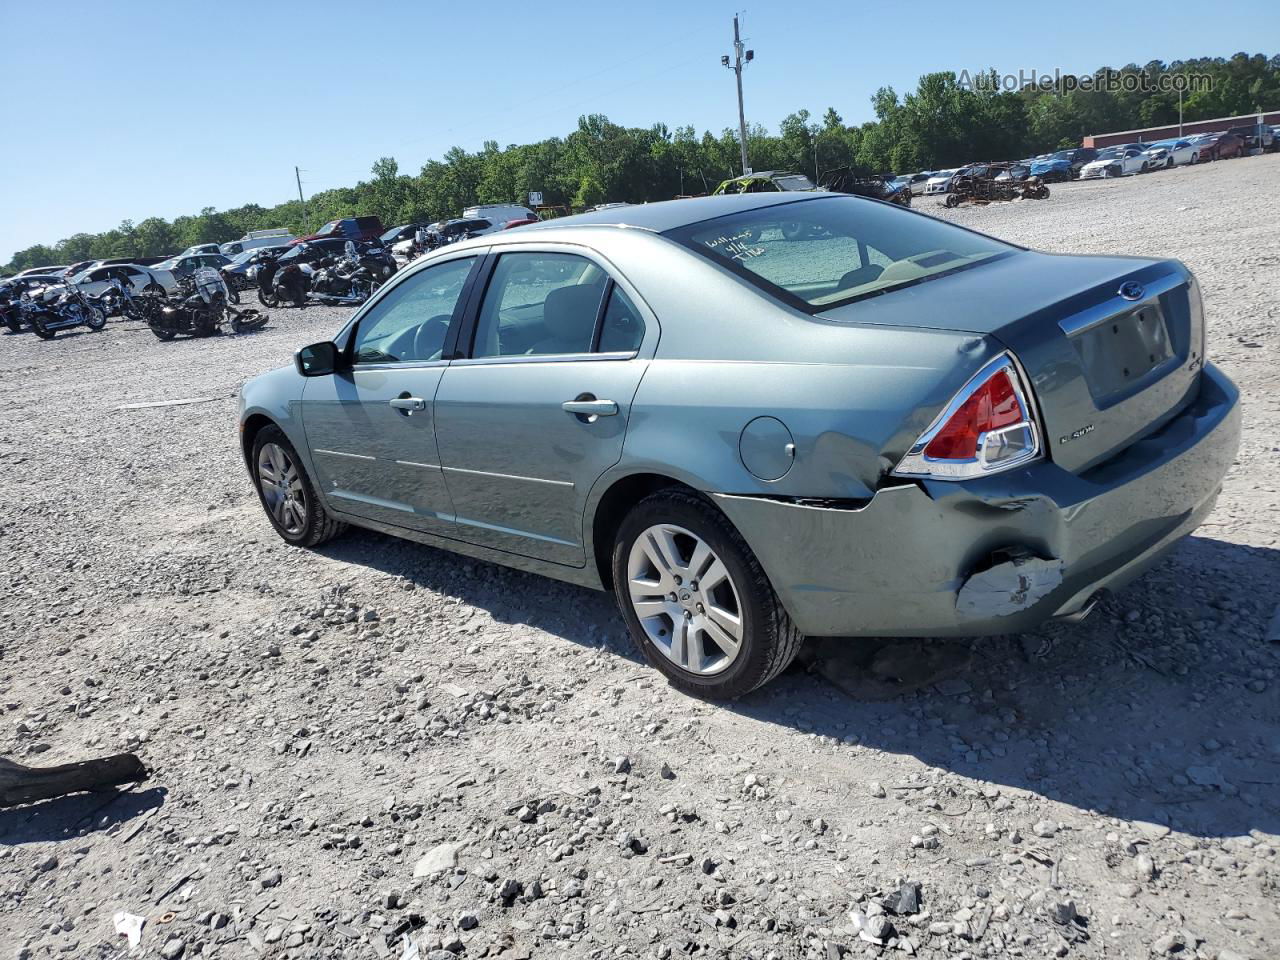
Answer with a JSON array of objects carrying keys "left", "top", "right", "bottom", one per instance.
[
  {"left": 251, "top": 426, "right": 346, "bottom": 547},
  {"left": 611, "top": 490, "right": 804, "bottom": 700},
  {"left": 85, "top": 305, "right": 107, "bottom": 331}
]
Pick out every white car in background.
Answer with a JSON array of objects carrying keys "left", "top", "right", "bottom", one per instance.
[
  {"left": 923, "top": 169, "right": 960, "bottom": 195},
  {"left": 461, "top": 204, "right": 539, "bottom": 230},
  {"left": 1143, "top": 139, "right": 1201, "bottom": 168},
  {"left": 72, "top": 263, "right": 173, "bottom": 296},
  {"left": 1078, "top": 145, "right": 1151, "bottom": 179}
]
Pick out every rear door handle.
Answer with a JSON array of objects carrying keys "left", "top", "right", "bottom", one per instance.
[
  {"left": 389, "top": 397, "right": 426, "bottom": 413},
  {"left": 562, "top": 398, "right": 618, "bottom": 417}
]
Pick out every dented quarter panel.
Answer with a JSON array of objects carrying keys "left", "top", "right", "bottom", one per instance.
[{"left": 713, "top": 364, "right": 1239, "bottom": 637}]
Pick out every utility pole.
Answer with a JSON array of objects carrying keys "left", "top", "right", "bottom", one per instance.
[
  {"left": 1178, "top": 88, "right": 1183, "bottom": 137},
  {"left": 721, "top": 15, "right": 754, "bottom": 175},
  {"left": 295, "top": 166, "right": 308, "bottom": 231}
]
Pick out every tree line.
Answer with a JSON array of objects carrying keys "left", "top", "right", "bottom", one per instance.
[{"left": 5, "top": 52, "right": 1276, "bottom": 275}]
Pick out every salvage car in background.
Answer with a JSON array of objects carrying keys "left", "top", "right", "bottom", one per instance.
[
  {"left": 1079, "top": 145, "right": 1151, "bottom": 178},
  {"left": 294, "top": 216, "right": 386, "bottom": 245},
  {"left": 1030, "top": 148, "right": 1097, "bottom": 181},
  {"left": 923, "top": 167, "right": 965, "bottom": 194},
  {"left": 1190, "top": 132, "right": 1245, "bottom": 160},
  {"left": 712, "top": 171, "right": 820, "bottom": 194},
  {"left": 71, "top": 263, "right": 169, "bottom": 298},
  {"left": 239, "top": 193, "right": 1239, "bottom": 699},
  {"left": 148, "top": 252, "right": 232, "bottom": 291},
  {"left": 1143, "top": 139, "right": 1201, "bottom": 168}
]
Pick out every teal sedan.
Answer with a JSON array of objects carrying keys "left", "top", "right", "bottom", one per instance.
[{"left": 239, "top": 194, "right": 1239, "bottom": 699}]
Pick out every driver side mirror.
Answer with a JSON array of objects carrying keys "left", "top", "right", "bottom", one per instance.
[{"left": 296, "top": 341, "right": 340, "bottom": 377}]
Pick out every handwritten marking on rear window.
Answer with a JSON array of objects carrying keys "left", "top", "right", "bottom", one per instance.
[{"left": 704, "top": 230, "right": 765, "bottom": 262}]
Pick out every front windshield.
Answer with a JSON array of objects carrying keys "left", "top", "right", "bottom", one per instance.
[
  {"left": 230, "top": 249, "right": 258, "bottom": 264},
  {"left": 1051, "top": 151, "right": 1072, "bottom": 160},
  {"left": 773, "top": 174, "right": 816, "bottom": 191},
  {"left": 380, "top": 226, "right": 405, "bottom": 243},
  {"left": 1096, "top": 148, "right": 1121, "bottom": 160},
  {"left": 317, "top": 221, "right": 340, "bottom": 234},
  {"left": 668, "top": 196, "right": 1015, "bottom": 311}
]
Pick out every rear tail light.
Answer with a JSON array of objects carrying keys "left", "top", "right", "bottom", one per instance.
[{"left": 893, "top": 353, "right": 1042, "bottom": 480}]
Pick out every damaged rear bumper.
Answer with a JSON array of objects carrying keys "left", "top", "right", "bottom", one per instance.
[{"left": 713, "top": 363, "right": 1240, "bottom": 637}]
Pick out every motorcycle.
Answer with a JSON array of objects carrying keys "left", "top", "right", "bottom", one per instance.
[
  {"left": 93, "top": 277, "right": 166, "bottom": 325},
  {"left": 392, "top": 227, "right": 441, "bottom": 265},
  {"left": 19, "top": 281, "right": 108, "bottom": 340},
  {"left": 308, "top": 241, "right": 388, "bottom": 306},
  {"left": 254, "top": 249, "right": 313, "bottom": 308},
  {"left": 148, "top": 268, "right": 268, "bottom": 340},
  {"left": 1, "top": 279, "right": 33, "bottom": 333}
]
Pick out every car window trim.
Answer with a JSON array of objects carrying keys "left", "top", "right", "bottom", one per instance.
[
  {"left": 456, "top": 250, "right": 639, "bottom": 362},
  {"left": 344, "top": 253, "right": 484, "bottom": 369},
  {"left": 450, "top": 351, "right": 639, "bottom": 368},
  {"left": 589, "top": 279, "right": 615, "bottom": 353}
]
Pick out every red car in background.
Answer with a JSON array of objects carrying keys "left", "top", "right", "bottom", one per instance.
[
  {"left": 292, "top": 216, "right": 385, "bottom": 245},
  {"left": 1192, "top": 133, "right": 1244, "bottom": 161}
]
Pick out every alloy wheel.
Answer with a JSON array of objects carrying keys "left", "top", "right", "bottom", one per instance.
[
  {"left": 626, "top": 523, "right": 745, "bottom": 676},
  {"left": 257, "top": 442, "right": 308, "bottom": 535}
]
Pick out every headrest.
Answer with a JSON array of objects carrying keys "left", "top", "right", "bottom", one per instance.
[{"left": 542, "top": 284, "right": 602, "bottom": 340}]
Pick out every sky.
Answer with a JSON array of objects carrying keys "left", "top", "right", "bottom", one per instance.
[{"left": 1, "top": 0, "right": 1276, "bottom": 263}]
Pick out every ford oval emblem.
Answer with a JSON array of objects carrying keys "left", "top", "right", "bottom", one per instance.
[{"left": 1119, "top": 280, "right": 1145, "bottom": 301}]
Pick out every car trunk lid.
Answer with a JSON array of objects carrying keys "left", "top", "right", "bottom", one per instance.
[{"left": 817, "top": 251, "right": 1205, "bottom": 473}]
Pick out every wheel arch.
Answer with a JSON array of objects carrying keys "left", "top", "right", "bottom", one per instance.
[
  {"left": 588, "top": 472, "right": 708, "bottom": 590},
  {"left": 240, "top": 413, "right": 277, "bottom": 468}
]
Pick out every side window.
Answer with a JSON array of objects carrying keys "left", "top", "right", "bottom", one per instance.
[
  {"left": 472, "top": 252, "right": 607, "bottom": 358},
  {"left": 352, "top": 257, "right": 474, "bottom": 364},
  {"left": 598, "top": 286, "right": 645, "bottom": 353}
]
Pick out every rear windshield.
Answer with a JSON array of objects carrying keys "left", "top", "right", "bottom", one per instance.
[{"left": 667, "top": 196, "right": 1015, "bottom": 311}]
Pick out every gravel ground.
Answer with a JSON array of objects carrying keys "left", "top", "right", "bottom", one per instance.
[{"left": 2, "top": 154, "right": 1278, "bottom": 960}]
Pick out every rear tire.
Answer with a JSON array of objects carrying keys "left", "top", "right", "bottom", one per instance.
[
  {"left": 29, "top": 312, "right": 56, "bottom": 340},
  {"left": 85, "top": 305, "right": 107, "bottom": 331},
  {"left": 611, "top": 489, "right": 804, "bottom": 700},
  {"left": 251, "top": 425, "right": 346, "bottom": 547}
]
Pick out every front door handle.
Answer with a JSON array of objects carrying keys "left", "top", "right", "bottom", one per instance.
[
  {"left": 389, "top": 396, "right": 426, "bottom": 413},
  {"left": 562, "top": 398, "right": 618, "bottom": 418}
]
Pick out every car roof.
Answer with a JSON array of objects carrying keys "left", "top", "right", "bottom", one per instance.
[{"left": 522, "top": 193, "right": 833, "bottom": 235}]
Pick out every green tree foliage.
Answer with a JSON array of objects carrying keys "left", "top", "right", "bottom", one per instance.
[{"left": 6, "top": 52, "right": 1277, "bottom": 274}]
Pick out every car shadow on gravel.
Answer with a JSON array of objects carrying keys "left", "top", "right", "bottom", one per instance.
[
  {"left": 734, "top": 534, "right": 1280, "bottom": 842},
  {"left": 0, "top": 786, "right": 166, "bottom": 846},
  {"left": 317, "top": 533, "right": 644, "bottom": 663},
  {"left": 320, "top": 529, "right": 1279, "bottom": 841}
]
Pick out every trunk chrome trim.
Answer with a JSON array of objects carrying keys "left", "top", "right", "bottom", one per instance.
[{"left": 1057, "top": 271, "right": 1185, "bottom": 337}]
